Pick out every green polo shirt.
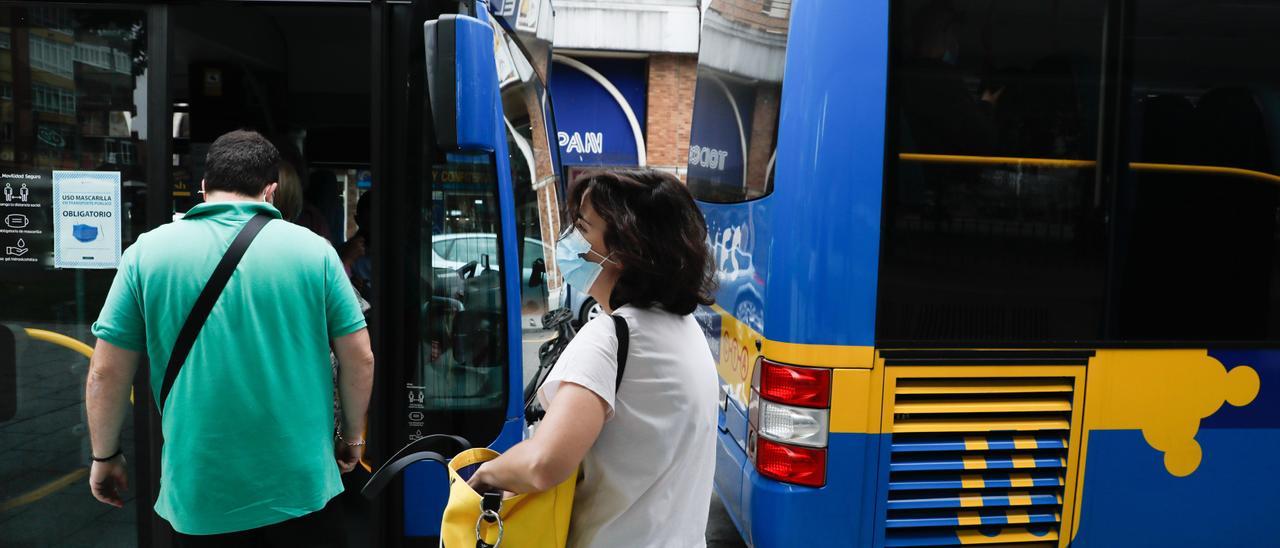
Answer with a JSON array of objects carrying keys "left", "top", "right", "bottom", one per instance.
[{"left": 91, "top": 201, "right": 366, "bottom": 535}]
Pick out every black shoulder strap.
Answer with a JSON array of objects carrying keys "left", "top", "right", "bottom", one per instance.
[
  {"left": 611, "top": 314, "right": 629, "bottom": 391},
  {"left": 158, "top": 213, "right": 272, "bottom": 412}
]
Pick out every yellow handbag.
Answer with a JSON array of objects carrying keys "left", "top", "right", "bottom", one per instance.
[{"left": 442, "top": 447, "right": 576, "bottom": 548}]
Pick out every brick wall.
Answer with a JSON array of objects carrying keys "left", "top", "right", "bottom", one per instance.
[{"left": 645, "top": 54, "right": 698, "bottom": 179}]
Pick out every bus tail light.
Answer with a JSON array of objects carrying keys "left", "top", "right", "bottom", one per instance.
[
  {"left": 755, "top": 437, "right": 827, "bottom": 487},
  {"left": 758, "top": 359, "right": 831, "bottom": 407},
  {"left": 748, "top": 358, "right": 831, "bottom": 487}
]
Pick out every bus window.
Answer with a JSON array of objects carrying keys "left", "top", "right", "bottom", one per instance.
[
  {"left": 419, "top": 152, "right": 509, "bottom": 429},
  {"left": 492, "top": 20, "right": 565, "bottom": 380},
  {"left": 880, "top": 0, "right": 1108, "bottom": 343},
  {"left": 686, "top": 0, "right": 791, "bottom": 204},
  {"left": 0, "top": 7, "right": 149, "bottom": 544},
  {"left": 1110, "top": 1, "right": 1280, "bottom": 341}
]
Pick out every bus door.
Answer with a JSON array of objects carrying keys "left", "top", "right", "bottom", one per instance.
[{"left": 371, "top": 1, "right": 561, "bottom": 544}]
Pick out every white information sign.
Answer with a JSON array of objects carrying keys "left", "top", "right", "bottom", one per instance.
[{"left": 52, "top": 171, "right": 122, "bottom": 269}]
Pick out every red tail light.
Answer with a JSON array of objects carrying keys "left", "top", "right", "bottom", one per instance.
[
  {"left": 758, "top": 359, "right": 831, "bottom": 408},
  {"left": 755, "top": 437, "right": 827, "bottom": 487}
]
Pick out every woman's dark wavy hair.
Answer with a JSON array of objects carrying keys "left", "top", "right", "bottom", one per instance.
[{"left": 566, "top": 169, "right": 717, "bottom": 315}]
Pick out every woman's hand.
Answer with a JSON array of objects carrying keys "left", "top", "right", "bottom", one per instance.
[
  {"left": 467, "top": 463, "right": 498, "bottom": 493},
  {"left": 467, "top": 465, "right": 518, "bottom": 499},
  {"left": 457, "top": 383, "right": 608, "bottom": 494}
]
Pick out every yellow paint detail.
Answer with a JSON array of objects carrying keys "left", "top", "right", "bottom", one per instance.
[
  {"left": 1013, "top": 436, "right": 1039, "bottom": 450},
  {"left": 964, "top": 436, "right": 989, "bottom": 451},
  {"left": 1070, "top": 349, "right": 1262, "bottom": 542},
  {"left": 894, "top": 416, "right": 1070, "bottom": 433},
  {"left": 1008, "top": 492, "right": 1033, "bottom": 507},
  {"left": 963, "top": 455, "right": 987, "bottom": 470},
  {"left": 1006, "top": 509, "right": 1031, "bottom": 524},
  {"left": 898, "top": 152, "right": 1280, "bottom": 186},
  {"left": 1011, "top": 455, "right": 1037, "bottom": 469},
  {"left": 894, "top": 397, "right": 1070, "bottom": 414},
  {"left": 1085, "top": 350, "right": 1260, "bottom": 477},
  {"left": 761, "top": 339, "right": 875, "bottom": 369},
  {"left": 957, "top": 511, "right": 982, "bottom": 526},
  {"left": 959, "top": 492, "right": 983, "bottom": 508},
  {"left": 961, "top": 474, "right": 985, "bottom": 489},
  {"left": 1008, "top": 473, "right": 1034, "bottom": 488},
  {"left": 895, "top": 377, "right": 1073, "bottom": 394},
  {"left": 956, "top": 527, "right": 1059, "bottom": 545},
  {"left": 709, "top": 305, "right": 876, "bottom": 409},
  {"left": 0, "top": 468, "right": 87, "bottom": 513},
  {"left": 829, "top": 369, "right": 881, "bottom": 434}
]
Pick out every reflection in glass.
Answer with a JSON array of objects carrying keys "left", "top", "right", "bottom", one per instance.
[
  {"left": 0, "top": 7, "right": 145, "bottom": 545},
  {"left": 687, "top": 0, "right": 790, "bottom": 204}
]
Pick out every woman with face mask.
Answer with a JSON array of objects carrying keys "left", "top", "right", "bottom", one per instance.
[{"left": 467, "top": 169, "right": 719, "bottom": 547}]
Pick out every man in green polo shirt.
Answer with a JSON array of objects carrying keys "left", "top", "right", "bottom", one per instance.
[{"left": 85, "top": 130, "right": 373, "bottom": 547}]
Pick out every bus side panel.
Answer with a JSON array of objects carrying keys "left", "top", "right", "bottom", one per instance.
[
  {"left": 766, "top": 0, "right": 888, "bottom": 349},
  {"left": 720, "top": 431, "right": 880, "bottom": 548},
  {"left": 1071, "top": 349, "right": 1279, "bottom": 546}
]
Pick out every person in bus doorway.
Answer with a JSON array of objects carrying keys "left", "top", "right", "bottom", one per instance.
[
  {"left": 466, "top": 169, "right": 719, "bottom": 547},
  {"left": 84, "top": 130, "right": 374, "bottom": 547}
]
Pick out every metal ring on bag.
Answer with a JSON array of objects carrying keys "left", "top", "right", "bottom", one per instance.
[{"left": 475, "top": 510, "right": 504, "bottom": 547}]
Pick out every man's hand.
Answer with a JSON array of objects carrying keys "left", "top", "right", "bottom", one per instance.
[
  {"left": 336, "top": 441, "right": 364, "bottom": 473},
  {"left": 89, "top": 456, "right": 129, "bottom": 508}
]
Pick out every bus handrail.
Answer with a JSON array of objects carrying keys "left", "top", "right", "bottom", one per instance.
[
  {"left": 898, "top": 153, "right": 1280, "bottom": 186},
  {"left": 23, "top": 328, "right": 94, "bottom": 359}
]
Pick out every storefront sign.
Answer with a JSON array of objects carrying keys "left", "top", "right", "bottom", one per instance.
[
  {"left": 52, "top": 171, "right": 122, "bottom": 269},
  {"left": 549, "top": 57, "right": 647, "bottom": 167},
  {"left": 0, "top": 171, "right": 52, "bottom": 270}
]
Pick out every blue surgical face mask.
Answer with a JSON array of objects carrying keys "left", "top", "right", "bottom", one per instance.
[{"left": 555, "top": 228, "right": 615, "bottom": 294}]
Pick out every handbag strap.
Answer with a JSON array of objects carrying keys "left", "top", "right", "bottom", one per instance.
[
  {"left": 158, "top": 213, "right": 272, "bottom": 412},
  {"left": 611, "top": 314, "right": 629, "bottom": 391}
]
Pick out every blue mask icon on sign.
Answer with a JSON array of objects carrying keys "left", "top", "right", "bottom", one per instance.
[{"left": 72, "top": 224, "right": 99, "bottom": 243}]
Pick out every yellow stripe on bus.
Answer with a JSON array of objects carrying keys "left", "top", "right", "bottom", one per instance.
[
  {"left": 964, "top": 436, "right": 989, "bottom": 451},
  {"left": 960, "top": 492, "right": 984, "bottom": 508},
  {"left": 962, "top": 474, "right": 985, "bottom": 489},
  {"left": 963, "top": 455, "right": 987, "bottom": 470},
  {"left": 898, "top": 153, "right": 1280, "bottom": 186},
  {"left": 1008, "top": 473, "right": 1035, "bottom": 488}
]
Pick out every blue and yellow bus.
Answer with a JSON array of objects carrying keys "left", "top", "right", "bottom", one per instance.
[{"left": 690, "top": 0, "right": 1280, "bottom": 546}]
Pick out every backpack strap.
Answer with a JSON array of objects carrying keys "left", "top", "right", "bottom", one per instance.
[
  {"left": 611, "top": 314, "right": 629, "bottom": 391},
  {"left": 158, "top": 213, "right": 272, "bottom": 412}
]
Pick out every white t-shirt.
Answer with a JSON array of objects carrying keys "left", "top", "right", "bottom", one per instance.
[{"left": 539, "top": 305, "right": 718, "bottom": 548}]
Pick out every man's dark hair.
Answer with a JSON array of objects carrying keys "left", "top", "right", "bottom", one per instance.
[
  {"left": 566, "top": 169, "right": 717, "bottom": 315},
  {"left": 203, "top": 130, "right": 281, "bottom": 196}
]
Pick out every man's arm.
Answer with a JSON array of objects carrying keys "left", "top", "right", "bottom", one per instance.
[
  {"left": 85, "top": 339, "right": 141, "bottom": 507},
  {"left": 333, "top": 328, "right": 374, "bottom": 472}
]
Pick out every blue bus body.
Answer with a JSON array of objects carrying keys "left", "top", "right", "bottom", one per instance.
[{"left": 692, "top": 0, "right": 1280, "bottom": 546}]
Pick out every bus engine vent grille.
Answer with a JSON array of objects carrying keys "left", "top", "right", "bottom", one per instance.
[{"left": 883, "top": 375, "right": 1079, "bottom": 547}]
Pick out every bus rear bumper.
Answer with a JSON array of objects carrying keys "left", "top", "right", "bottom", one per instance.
[{"left": 715, "top": 426, "right": 880, "bottom": 547}]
